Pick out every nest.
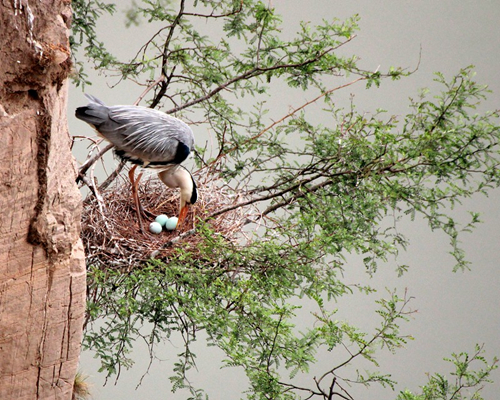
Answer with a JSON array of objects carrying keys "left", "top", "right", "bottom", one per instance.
[{"left": 81, "top": 169, "right": 248, "bottom": 272}]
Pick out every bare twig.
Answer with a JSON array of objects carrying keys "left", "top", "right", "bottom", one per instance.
[
  {"left": 134, "top": 75, "right": 165, "bottom": 105},
  {"left": 98, "top": 160, "right": 126, "bottom": 192},
  {"left": 150, "top": 0, "right": 186, "bottom": 108},
  {"left": 182, "top": 0, "right": 243, "bottom": 18},
  {"left": 77, "top": 143, "right": 114, "bottom": 183}
]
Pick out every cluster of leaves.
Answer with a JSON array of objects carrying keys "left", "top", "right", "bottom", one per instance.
[
  {"left": 85, "top": 225, "right": 416, "bottom": 399},
  {"left": 70, "top": 0, "right": 117, "bottom": 86},
  {"left": 246, "top": 69, "right": 500, "bottom": 274},
  {"left": 73, "top": 1, "right": 499, "bottom": 399},
  {"left": 397, "top": 345, "right": 497, "bottom": 400}
]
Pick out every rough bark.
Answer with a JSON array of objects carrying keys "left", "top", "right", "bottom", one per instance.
[{"left": 0, "top": 2, "right": 85, "bottom": 400}]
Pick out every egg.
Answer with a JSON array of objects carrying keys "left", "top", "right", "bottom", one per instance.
[
  {"left": 155, "top": 214, "right": 169, "bottom": 227},
  {"left": 165, "top": 217, "right": 178, "bottom": 231},
  {"left": 149, "top": 221, "right": 163, "bottom": 234}
]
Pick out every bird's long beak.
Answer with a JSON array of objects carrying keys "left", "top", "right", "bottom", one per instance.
[{"left": 177, "top": 204, "right": 190, "bottom": 228}]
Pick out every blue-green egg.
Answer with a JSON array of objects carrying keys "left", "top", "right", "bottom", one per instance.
[
  {"left": 155, "top": 214, "right": 169, "bottom": 227},
  {"left": 165, "top": 217, "right": 178, "bottom": 231},
  {"left": 149, "top": 221, "right": 163, "bottom": 234}
]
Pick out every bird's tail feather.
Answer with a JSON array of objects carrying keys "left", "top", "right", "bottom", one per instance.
[
  {"left": 84, "top": 94, "right": 106, "bottom": 106},
  {"left": 75, "top": 94, "right": 108, "bottom": 127}
]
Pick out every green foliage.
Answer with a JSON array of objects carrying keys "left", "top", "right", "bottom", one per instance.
[
  {"left": 70, "top": 0, "right": 117, "bottom": 86},
  {"left": 84, "top": 228, "right": 415, "bottom": 398},
  {"left": 73, "top": 1, "right": 500, "bottom": 398},
  {"left": 396, "top": 345, "right": 498, "bottom": 400}
]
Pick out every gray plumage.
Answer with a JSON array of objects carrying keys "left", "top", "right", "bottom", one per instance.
[
  {"left": 75, "top": 94, "right": 197, "bottom": 231},
  {"left": 75, "top": 94, "right": 194, "bottom": 167}
]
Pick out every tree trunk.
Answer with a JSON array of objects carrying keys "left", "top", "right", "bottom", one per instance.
[{"left": 0, "top": 2, "right": 85, "bottom": 400}]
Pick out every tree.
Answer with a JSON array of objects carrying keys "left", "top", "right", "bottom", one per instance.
[
  {"left": 73, "top": 1, "right": 499, "bottom": 399},
  {"left": 0, "top": 2, "right": 86, "bottom": 400}
]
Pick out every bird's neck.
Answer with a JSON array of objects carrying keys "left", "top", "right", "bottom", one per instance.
[{"left": 158, "top": 166, "right": 194, "bottom": 208}]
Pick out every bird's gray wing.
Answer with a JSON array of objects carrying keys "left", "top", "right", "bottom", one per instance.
[
  {"left": 76, "top": 96, "right": 194, "bottom": 165},
  {"left": 103, "top": 105, "right": 194, "bottom": 164}
]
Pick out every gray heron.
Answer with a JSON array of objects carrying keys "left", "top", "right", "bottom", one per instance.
[{"left": 75, "top": 94, "right": 197, "bottom": 232}]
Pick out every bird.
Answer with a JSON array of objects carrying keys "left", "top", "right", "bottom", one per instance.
[{"left": 75, "top": 94, "right": 197, "bottom": 232}]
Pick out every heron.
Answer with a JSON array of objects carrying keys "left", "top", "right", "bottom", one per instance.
[{"left": 75, "top": 94, "right": 197, "bottom": 232}]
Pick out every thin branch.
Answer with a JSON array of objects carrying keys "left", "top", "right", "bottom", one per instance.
[
  {"left": 134, "top": 75, "right": 165, "bottom": 106},
  {"left": 165, "top": 45, "right": 349, "bottom": 114},
  {"left": 207, "top": 168, "right": 350, "bottom": 220},
  {"left": 98, "top": 160, "right": 126, "bottom": 192},
  {"left": 182, "top": 1, "right": 243, "bottom": 18},
  {"left": 150, "top": 0, "right": 186, "bottom": 108},
  {"left": 316, "top": 293, "right": 413, "bottom": 387},
  {"left": 202, "top": 76, "right": 365, "bottom": 171},
  {"left": 77, "top": 143, "right": 114, "bottom": 183},
  {"left": 266, "top": 313, "right": 283, "bottom": 375},
  {"left": 278, "top": 380, "right": 323, "bottom": 399}
]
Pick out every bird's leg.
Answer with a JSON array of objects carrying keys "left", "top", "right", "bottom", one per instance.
[
  {"left": 135, "top": 171, "right": 153, "bottom": 217},
  {"left": 128, "top": 167, "right": 155, "bottom": 219},
  {"left": 133, "top": 173, "right": 157, "bottom": 218},
  {"left": 129, "top": 165, "right": 145, "bottom": 233}
]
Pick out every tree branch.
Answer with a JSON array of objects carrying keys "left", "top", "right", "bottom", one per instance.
[
  {"left": 77, "top": 143, "right": 114, "bottom": 184},
  {"left": 165, "top": 45, "right": 352, "bottom": 114}
]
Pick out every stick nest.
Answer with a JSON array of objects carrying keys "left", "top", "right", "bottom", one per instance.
[{"left": 81, "top": 169, "right": 248, "bottom": 272}]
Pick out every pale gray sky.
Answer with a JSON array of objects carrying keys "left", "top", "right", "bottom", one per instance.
[{"left": 70, "top": 1, "right": 500, "bottom": 399}]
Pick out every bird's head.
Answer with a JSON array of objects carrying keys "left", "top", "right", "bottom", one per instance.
[{"left": 158, "top": 166, "right": 197, "bottom": 228}]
